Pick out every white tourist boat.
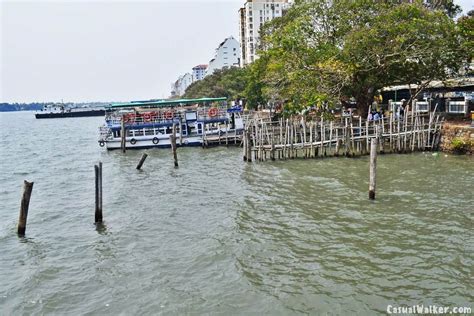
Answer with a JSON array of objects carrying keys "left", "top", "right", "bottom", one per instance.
[{"left": 98, "top": 97, "right": 244, "bottom": 150}]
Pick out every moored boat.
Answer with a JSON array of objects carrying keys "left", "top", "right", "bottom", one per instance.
[
  {"left": 35, "top": 104, "right": 105, "bottom": 119},
  {"left": 98, "top": 97, "right": 244, "bottom": 150}
]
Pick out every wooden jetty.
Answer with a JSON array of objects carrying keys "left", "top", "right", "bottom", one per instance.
[{"left": 242, "top": 109, "right": 444, "bottom": 162}]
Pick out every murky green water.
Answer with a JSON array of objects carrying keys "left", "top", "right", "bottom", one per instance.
[{"left": 0, "top": 112, "right": 472, "bottom": 314}]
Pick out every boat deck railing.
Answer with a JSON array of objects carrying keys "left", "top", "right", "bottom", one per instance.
[{"left": 106, "top": 107, "right": 241, "bottom": 126}]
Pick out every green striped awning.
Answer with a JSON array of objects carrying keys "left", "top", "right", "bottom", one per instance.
[{"left": 110, "top": 97, "right": 227, "bottom": 108}]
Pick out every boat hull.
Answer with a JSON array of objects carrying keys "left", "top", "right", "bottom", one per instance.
[
  {"left": 35, "top": 110, "right": 105, "bottom": 119},
  {"left": 102, "top": 135, "right": 204, "bottom": 150}
]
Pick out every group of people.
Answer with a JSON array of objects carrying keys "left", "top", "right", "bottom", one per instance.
[
  {"left": 368, "top": 110, "right": 383, "bottom": 121},
  {"left": 367, "top": 104, "right": 406, "bottom": 121}
]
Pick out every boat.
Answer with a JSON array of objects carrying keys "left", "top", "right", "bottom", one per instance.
[
  {"left": 35, "top": 104, "right": 105, "bottom": 119},
  {"left": 97, "top": 97, "right": 245, "bottom": 150}
]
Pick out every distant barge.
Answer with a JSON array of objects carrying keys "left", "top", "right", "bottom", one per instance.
[{"left": 35, "top": 104, "right": 105, "bottom": 119}]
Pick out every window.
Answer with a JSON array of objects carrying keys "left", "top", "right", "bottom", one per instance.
[
  {"left": 249, "top": 23, "right": 253, "bottom": 29},
  {"left": 276, "top": 4, "right": 279, "bottom": 7},
  {"left": 447, "top": 102, "right": 467, "bottom": 113},
  {"left": 145, "top": 129, "right": 154, "bottom": 136},
  {"left": 233, "top": 48, "right": 236, "bottom": 51},
  {"left": 276, "top": 10, "right": 280, "bottom": 14},
  {"left": 415, "top": 102, "right": 429, "bottom": 112}
]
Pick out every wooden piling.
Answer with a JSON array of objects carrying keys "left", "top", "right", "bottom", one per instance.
[
  {"left": 243, "top": 127, "right": 248, "bottom": 161},
  {"left": 225, "top": 122, "right": 229, "bottom": 146},
  {"left": 171, "top": 124, "right": 178, "bottom": 167},
  {"left": 94, "top": 164, "right": 103, "bottom": 223},
  {"left": 369, "top": 139, "right": 377, "bottom": 200},
  {"left": 120, "top": 118, "right": 126, "bottom": 153},
  {"left": 136, "top": 153, "right": 148, "bottom": 170},
  {"left": 99, "top": 162, "right": 103, "bottom": 217},
  {"left": 246, "top": 130, "right": 252, "bottom": 162},
  {"left": 271, "top": 126, "right": 275, "bottom": 161},
  {"left": 18, "top": 180, "right": 34, "bottom": 236}
]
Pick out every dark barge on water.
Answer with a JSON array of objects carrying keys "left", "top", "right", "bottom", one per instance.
[{"left": 35, "top": 104, "right": 105, "bottom": 119}]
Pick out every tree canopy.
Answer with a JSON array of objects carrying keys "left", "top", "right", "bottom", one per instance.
[
  {"left": 183, "top": 67, "right": 248, "bottom": 100},
  {"left": 183, "top": 0, "right": 472, "bottom": 115}
]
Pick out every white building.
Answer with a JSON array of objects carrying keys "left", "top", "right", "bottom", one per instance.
[
  {"left": 192, "top": 64, "right": 208, "bottom": 81},
  {"left": 206, "top": 36, "right": 241, "bottom": 76},
  {"left": 239, "top": 0, "right": 292, "bottom": 66},
  {"left": 171, "top": 72, "right": 193, "bottom": 97}
]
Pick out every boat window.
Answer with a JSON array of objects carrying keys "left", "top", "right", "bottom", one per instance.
[
  {"left": 197, "top": 123, "right": 202, "bottom": 135},
  {"left": 145, "top": 129, "right": 154, "bottom": 136}
]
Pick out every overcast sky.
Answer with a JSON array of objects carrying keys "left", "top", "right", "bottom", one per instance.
[{"left": 1, "top": 0, "right": 472, "bottom": 103}]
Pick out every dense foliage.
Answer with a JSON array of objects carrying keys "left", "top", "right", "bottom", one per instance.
[
  {"left": 183, "top": 67, "right": 249, "bottom": 100},
  {"left": 184, "top": 1, "right": 472, "bottom": 115}
]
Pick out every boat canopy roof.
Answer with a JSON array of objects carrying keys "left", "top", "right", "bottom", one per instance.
[{"left": 110, "top": 97, "right": 227, "bottom": 109}]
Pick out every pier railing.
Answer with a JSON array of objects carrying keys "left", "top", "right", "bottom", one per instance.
[{"left": 242, "top": 110, "right": 443, "bottom": 162}]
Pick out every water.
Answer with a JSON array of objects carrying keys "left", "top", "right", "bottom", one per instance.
[{"left": 0, "top": 112, "right": 472, "bottom": 315}]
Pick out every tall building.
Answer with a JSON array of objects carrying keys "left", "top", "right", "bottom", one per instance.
[
  {"left": 171, "top": 72, "right": 193, "bottom": 97},
  {"left": 206, "top": 36, "right": 241, "bottom": 76},
  {"left": 239, "top": 0, "right": 292, "bottom": 66},
  {"left": 192, "top": 64, "right": 208, "bottom": 81}
]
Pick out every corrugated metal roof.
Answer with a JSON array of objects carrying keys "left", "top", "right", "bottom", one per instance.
[{"left": 110, "top": 97, "right": 227, "bottom": 108}]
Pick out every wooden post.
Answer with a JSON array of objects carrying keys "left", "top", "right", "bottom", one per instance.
[
  {"left": 121, "top": 118, "right": 126, "bottom": 153},
  {"left": 369, "top": 139, "right": 377, "bottom": 200},
  {"left": 389, "top": 113, "right": 393, "bottom": 152},
  {"left": 243, "top": 127, "right": 248, "bottom": 161},
  {"left": 17, "top": 180, "right": 34, "bottom": 236},
  {"left": 225, "top": 122, "right": 229, "bottom": 146},
  {"left": 329, "top": 121, "right": 333, "bottom": 155},
  {"left": 271, "top": 126, "right": 275, "bottom": 161},
  {"left": 365, "top": 119, "right": 370, "bottom": 153},
  {"left": 171, "top": 124, "right": 178, "bottom": 167},
  {"left": 99, "top": 162, "right": 103, "bottom": 218},
  {"left": 344, "top": 122, "right": 350, "bottom": 157},
  {"left": 320, "top": 117, "right": 324, "bottom": 157},
  {"left": 94, "top": 165, "right": 103, "bottom": 223},
  {"left": 136, "top": 153, "right": 148, "bottom": 170},
  {"left": 248, "top": 129, "right": 253, "bottom": 162},
  {"left": 179, "top": 117, "right": 183, "bottom": 146}
]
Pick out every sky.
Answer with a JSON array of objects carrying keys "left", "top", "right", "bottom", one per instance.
[{"left": 1, "top": 0, "right": 473, "bottom": 103}]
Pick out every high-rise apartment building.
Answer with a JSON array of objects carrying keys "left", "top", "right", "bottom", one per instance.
[
  {"left": 192, "top": 64, "right": 208, "bottom": 82},
  {"left": 239, "top": 0, "right": 292, "bottom": 66},
  {"left": 206, "top": 36, "right": 240, "bottom": 76},
  {"left": 171, "top": 72, "right": 193, "bottom": 97}
]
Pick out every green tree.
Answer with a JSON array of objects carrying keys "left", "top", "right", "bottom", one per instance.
[
  {"left": 256, "top": 0, "right": 468, "bottom": 116},
  {"left": 183, "top": 67, "right": 248, "bottom": 100}
]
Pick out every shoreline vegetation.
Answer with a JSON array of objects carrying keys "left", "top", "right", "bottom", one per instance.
[{"left": 184, "top": 1, "right": 472, "bottom": 118}]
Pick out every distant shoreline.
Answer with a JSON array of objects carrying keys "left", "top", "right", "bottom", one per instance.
[{"left": 0, "top": 103, "right": 109, "bottom": 112}]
